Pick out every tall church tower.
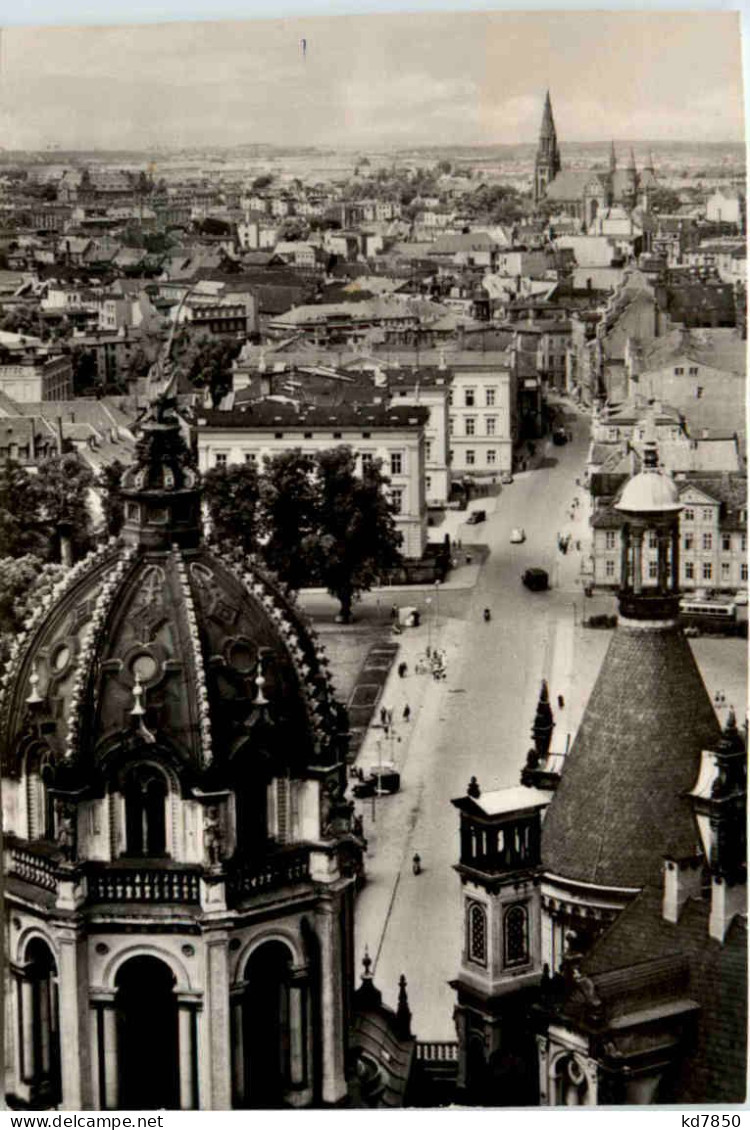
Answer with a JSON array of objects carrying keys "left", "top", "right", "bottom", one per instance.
[{"left": 534, "top": 91, "right": 561, "bottom": 204}]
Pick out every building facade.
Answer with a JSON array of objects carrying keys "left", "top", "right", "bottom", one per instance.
[{"left": 2, "top": 402, "right": 363, "bottom": 1110}]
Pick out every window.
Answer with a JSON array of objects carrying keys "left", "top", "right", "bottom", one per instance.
[
  {"left": 605, "top": 559, "right": 615, "bottom": 578},
  {"left": 742, "top": 534, "right": 747, "bottom": 553},
  {"left": 486, "top": 417, "right": 497, "bottom": 436},
  {"left": 448, "top": 417, "right": 455, "bottom": 436},
  {"left": 464, "top": 388, "right": 475, "bottom": 407},
  {"left": 648, "top": 531, "right": 658, "bottom": 549},
  {"left": 425, "top": 440, "right": 432, "bottom": 463},
  {"left": 485, "top": 388, "right": 496, "bottom": 407},
  {"left": 741, "top": 563, "right": 748, "bottom": 582},
  {"left": 215, "top": 453, "right": 227, "bottom": 468},
  {"left": 685, "top": 562, "right": 695, "bottom": 580},
  {"left": 696, "top": 386, "right": 704, "bottom": 399},
  {"left": 721, "top": 562, "right": 730, "bottom": 580},
  {"left": 703, "top": 533, "right": 712, "bottom": 551},
  {"left": 448, "top": 390, "right": 453, "bottom": 407},
  {"left": 468, "top": 902, "right": 487, "bottom": 965},
  {"left": 504, "top": 904, "right": 529, "bottom": 966},
  {"left": 684, "top": 534, "right": 694, "bottom": 551},
  {"left": 390, "top": 488, "right": 404, "bottom": 514},
  {"left": 689, "top": 366, "right": 699, "bottom": 376},
  {"left": 648, "top": 560, "right": 658, "bottom": 579},
  {"left": 123, "top": 764, "right": 168, "bottom": 857},
  {"left": 361, "top": 453, "right": 373, "bottom": 470},
  {"left": 683, "top": 509, "right": 694, "bottom": 522},
  {"left": 466, "top": 450, "right": 475, "bottom": 466},
  {"left": 390, "top": 452, "right": 403, "bottom": 475},
  {"left": 722, "top": 534, "right": 731, "bottom": 552},
  {"left": 244, "top": 453, "right": 257, "bottom": 463},
  {"left": 486, "top": 450, "right": 496, "bottom": 465},
  {"left": 425, "top": 476, "right": 432, "bottom": 492},
  {"left": 605, "top": 531, "right": 616, "bottom": 550},
  {"left": 702, "top": 508, "right": 713, "bottom": 522},
  {"left": 674, "top": 366, "right": 684, "bottom": 375},
  {"left": 465, "top": 418, "right": 476, "bottom": 436}
]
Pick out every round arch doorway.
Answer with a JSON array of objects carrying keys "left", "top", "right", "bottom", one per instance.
[
  {"left": 236, "top": 941, "right": 294, "bottom": 1108},
  {"left": 115, "top": 956, "right": 180, "bottom": 1110}
]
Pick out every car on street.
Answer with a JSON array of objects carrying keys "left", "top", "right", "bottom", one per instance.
[
  {"left": 552, "top": 426, "right": 568, "bottom": 446},
  {"left": 352, "top": 762, "right": 401, "bottom": 797},
  {"left": 510, "top": 527, "right": 526, "bottom": 543},
  {"left": 522, "top": 568, "right": 549, "bottom": 592},
  {"left": 466, "top": 509, "right": 486, "bottom": 525}
]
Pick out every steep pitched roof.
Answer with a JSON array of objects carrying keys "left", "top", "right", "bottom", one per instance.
[
  {"left": 541, "top": 622, "right": 721, "bottom": 888},
  {"left": 582, "top": 885, "right": 747, "bottom": 1103}
]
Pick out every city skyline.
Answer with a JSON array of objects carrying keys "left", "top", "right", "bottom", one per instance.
[{"left": 0, "top": 10, "right": 744, "bottom": 151}]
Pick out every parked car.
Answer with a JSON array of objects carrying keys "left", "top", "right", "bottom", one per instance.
[
  {"left": 510, "top": 527, "right": 526, "bottom": 544},
  {"left": 352, "top": 762, "right": 401, "bottom": 797},
  {"left": 466, "top": 509, "right": 486, "bottom": 525},
  {"left": 522, "top": 568, "right": 549, "bottom": 592},
  {"left": 552, "top": 427, "right": 568, "bottom": 446}
]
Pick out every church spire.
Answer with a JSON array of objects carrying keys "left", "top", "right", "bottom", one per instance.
[
  {"left": 609, "top": 140, "right": 617, "bottom": 174},
  {"left": 534, "top": 90, "right": 561, "bottom": 205}
]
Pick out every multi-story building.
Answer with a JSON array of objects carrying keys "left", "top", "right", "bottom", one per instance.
[
  {"left": 448, "top": 362, "right": 515, "bottom": 479},
  {"left": 195, "top": 401, "right": 428, "bottom": 560},
  {"left": 0, "top": 353, "right": 73, "bottom": 402},
  {"left": 591, "top": 471, "right": 747, "bottom": 593}
]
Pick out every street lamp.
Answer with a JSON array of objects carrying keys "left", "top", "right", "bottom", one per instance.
[
  {"left": 425, "top": 597, "right": 432, "bottom": 656},
  {"left": 434, "top": 579, "right": 441, "bottom": 630}
]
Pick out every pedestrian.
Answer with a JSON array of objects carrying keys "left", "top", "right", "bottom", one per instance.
[
  {"left": 380, "top": 706, "right": 387, "bottom": 726},
  {"left": 390, "top": 604, "right": 398, "bottom": 621},
  {"left": 398, "top": 661, "right": 408, "bottom": 678},
  {"left": 576, "top": 540, "right": 581, "bottom": 552},
  {"left": 557, "top": 694, "right": 565, "bottom": 710},
  {"left": 403, "top": 704, "right": 411, "bottom": 722}
]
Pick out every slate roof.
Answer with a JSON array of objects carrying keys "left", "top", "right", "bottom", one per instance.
[
  {"left": 546, "top": 170, "right": 608, "bottom": 201},
  {"left": 541, "top": 621, "right": 721, "bottom": 888},
  {"left": 581, "top": 885, "right": 747, "bottom": 1103},
  {"left": 197, "top": 402, "right": 429, "bottom": 430}
]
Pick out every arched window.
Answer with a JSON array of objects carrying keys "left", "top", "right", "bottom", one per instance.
[
  {"left": 123, "top": 764, "right": 168, "bottom": 857},
  {"left": 467, "top": 902, "right": 487, "bottom": 966},
  {"left": 504, "top": 904, "right": 529, "bottom": 967},
  {"left": 17, "top": 939, "right": 61, "bottom": 1106},
  {"left": 233, "top": 942, "right": 296, "bottom": 1108}
]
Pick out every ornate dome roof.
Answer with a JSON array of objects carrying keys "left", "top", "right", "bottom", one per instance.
[
  {"left": 0, "top": 400, "right": 345, "bottom": 789},
  {"left": 615, "top": 440, "right": 681, "bottom": 516}
]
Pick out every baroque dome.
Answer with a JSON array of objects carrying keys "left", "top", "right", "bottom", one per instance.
[{"left": 0, "top": 400, "right": 345, "bottom": 793}]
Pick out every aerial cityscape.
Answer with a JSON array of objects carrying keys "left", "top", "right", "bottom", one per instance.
[{"left": 0, "top": 8, "right": 746, "bottom": 1113}]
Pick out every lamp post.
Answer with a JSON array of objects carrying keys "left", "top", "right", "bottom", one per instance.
[
  {"left": 425, "top": 596, "right": 432, "bottom": 656},
  {"left": 434, "top": 579, "right": 441, "bottom": 631}
]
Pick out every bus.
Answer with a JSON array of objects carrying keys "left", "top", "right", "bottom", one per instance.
[{"left": 679, "top": 597, "right": 738, "bottom": 635}]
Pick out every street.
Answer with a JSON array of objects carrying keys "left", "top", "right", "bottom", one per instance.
[{"left": 352, "top": 411, "right": 598, "bottom": 1037}]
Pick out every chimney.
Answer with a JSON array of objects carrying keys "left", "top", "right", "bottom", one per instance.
[{"left": 662, "top": 856, "right": 703, "bottom": 924}]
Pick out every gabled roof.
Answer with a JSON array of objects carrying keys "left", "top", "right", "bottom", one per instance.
[{"left": 546, "top": 170, "right": 608, "bottom": 202}]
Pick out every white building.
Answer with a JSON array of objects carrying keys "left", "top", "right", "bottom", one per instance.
[
  {"left": 448, "top": 362, "right": 516, "bottom": 478},
  {"left": 195, "top": 401, "right": 428, "bottom": 560}
]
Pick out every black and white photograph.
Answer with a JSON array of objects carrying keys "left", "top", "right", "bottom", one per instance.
[{"left": 0, "top": 5, "right": 746, "bottom": 1113}]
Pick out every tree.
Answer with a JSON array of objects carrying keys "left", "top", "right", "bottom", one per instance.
[
  {"left": 251, "top": 174, "right": 274, "bottom": 191},
  {"left": 0, "top": 555, "right": 66, "bottom": 663},
  {"left": 0, "top": 460, "right": 46, "bottom": 559},
  {"left": 173, "top": 335, "right": 242, "bottom": 406},
  {"left": 276, "top": 218, "right": 309, "bottom": 242},
  {"left": 313, "top": 447, "right": 402, "bottom": 623},
  {"left": 650, "top": 187, "right": 683, "bottom": 214},
  {"left": 202, "top": 462, "right": 262, "bottom": 554},
  {"left": 259, "top": 449, "right": 319, "bottom": 590},
  {"left": 35, "top": 454, "right": 94, "bottom": 562},
  {"left": 69, "top": 345, "right": 98, "bottom": 396},
  {"left": 97, "top": 459, "right": 128, "bottom": 538}
]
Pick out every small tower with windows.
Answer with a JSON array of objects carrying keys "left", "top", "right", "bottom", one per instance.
[{"left": 450, "top": 780, "right": 550, "bottom": 1105}]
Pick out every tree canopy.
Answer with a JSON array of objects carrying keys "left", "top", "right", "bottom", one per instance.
[{"left": 202, "top": 447, "right": 403, "bottom": 619}]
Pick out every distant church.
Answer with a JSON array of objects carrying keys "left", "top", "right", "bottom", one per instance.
[{"left": 533, "top": 90, "right": 657, "bottom": 227}]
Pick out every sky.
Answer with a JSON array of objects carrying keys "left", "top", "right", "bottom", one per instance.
[{"left": 0, "top": 9, "right": 744, "bottom": 150}]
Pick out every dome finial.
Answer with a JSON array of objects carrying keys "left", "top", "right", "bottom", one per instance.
[
  {"left": 130, "top": 675, "right": 146, "bottom": 717},
  {"left": 362, "top": 945, "right": 373, "bottom": 981},
  {"left": 253, "top": 659, "right": 269, "bottom": 706}
]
